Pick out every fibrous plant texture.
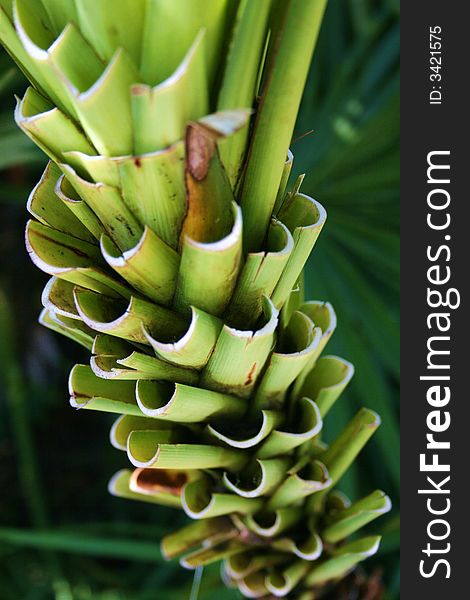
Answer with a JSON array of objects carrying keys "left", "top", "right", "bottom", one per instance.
[{"left": 0, "top": 1, "right": 391, "bottom": 598}]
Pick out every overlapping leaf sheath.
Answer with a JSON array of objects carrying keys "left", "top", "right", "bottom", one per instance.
[{"left": 1, "top": 1, "right": 390, "bottom": 598}]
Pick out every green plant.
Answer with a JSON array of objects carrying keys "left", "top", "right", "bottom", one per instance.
[{"left": 0, "top": 1, "right": 391, "bottom": 598}]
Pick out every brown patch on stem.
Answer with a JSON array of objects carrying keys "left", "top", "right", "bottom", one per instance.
[
  {"left": 244, "top": 363, "right": 257, "bottom": 386},
  {"left": 186, "top": 125, "right": 215, "bottom": 181},
  {"left": 180, "top": 121, "right": 234, "bottom": 245},
  {"left": 133, "top": 468, "right": 188, "bottom": 497}
]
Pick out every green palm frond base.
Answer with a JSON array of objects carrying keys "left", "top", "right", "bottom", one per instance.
[{"left": 0, "top": 1, "right": 390, "bottom": 598}]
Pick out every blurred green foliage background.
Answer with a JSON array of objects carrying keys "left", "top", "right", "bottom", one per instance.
[{"left": 0, "top": 1, "right": 399, "bottom": 598}]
